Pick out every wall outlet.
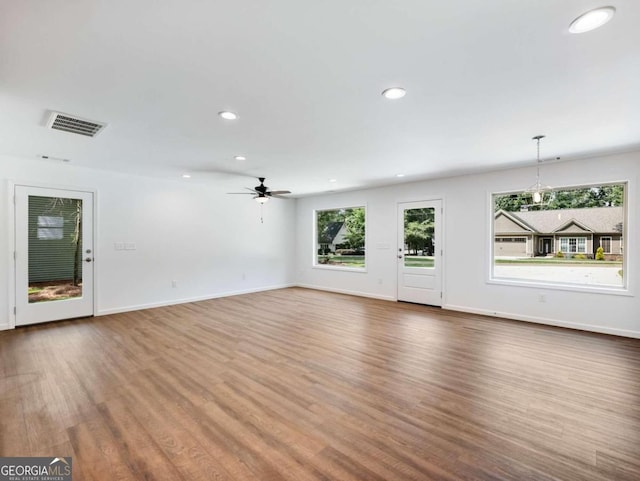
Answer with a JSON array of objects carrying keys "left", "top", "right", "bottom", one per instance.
[
  {"left": 242, "top": 273, "right": 246, "bottom": 281},
  {"left": 538, "top": 294, "right": 546, "bottom": 303},
  {"left": 124, "top": 242, "right": 137, "bottom": 250},
  {"left": 171, "top": 280, "right": 177, "bottom": 288},
  {"left": 378, "top": 278, "right": 383, "bottom": 285},
  {"left": 114, "top": 242, "right": 124, "bottom": 250}
]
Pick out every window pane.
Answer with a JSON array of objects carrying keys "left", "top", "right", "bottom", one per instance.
[
  {"left": 28, "top": 196, "right": 83, "bottom": 303},
  {"left": 403, "top": 208, "right": 435, "bottom": 268},
  {"left": 316, "top": 207, "right": 365, "bottom": 268},
  {"left": 578, "top": 238, "right": 586, "bottom": 253},
  {"left": 493, "top": 183, "right": 625, "bottom": 288}
]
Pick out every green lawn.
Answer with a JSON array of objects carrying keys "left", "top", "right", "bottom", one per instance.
[
  {"left": 404, "top": 256, "right": 435, "bottom": 268},
  {"left": 495, "top": 258, "right": 622, "bottom": 266},
  {"left": 317, "top": 255, "right": 365, "bottom": 268},
  {"left": 317, "top": 255, "right": 435, "bottom": 268}
]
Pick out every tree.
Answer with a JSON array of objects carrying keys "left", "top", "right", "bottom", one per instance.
[
  {"left": 595, "top": 246, "right": 605, "bottom": 261},
  {"left": 494, "top": 193, "right": 531, "bottom": 212},
  {"left": 316, "top": 209, "right": 343, "bottom": 244},
  {"left": 344, "top": 208, "right": 365, "bottom": 249},
  {"left": 45, "top": 198, "right": 83, "bottom": 286},
  {"left": 404, "top": 221, "right": 431, "bottom": 254},
  {"left": 403, "top": 208, "right": 434, "bottom": 255},
  {"left": 495, "top": 184, "right": 625, "bottom": 212}
]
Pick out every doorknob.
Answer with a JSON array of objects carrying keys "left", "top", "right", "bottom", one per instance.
[
  {"left": 85, "top": 257, "right": 93, "bottom": 263},
  {"left": 398, "top": 255, "right": 403, "bottom": 259}
]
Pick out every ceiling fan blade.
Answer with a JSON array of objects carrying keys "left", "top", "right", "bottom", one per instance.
[
  {"left": 268, "top": 190, "right": 291, "bottom": 195},
  {"left": 270, "top": 194, "right": 291, "bottom": 199},
  {"left": 227, "top": 192, "right": 256, "bottom": 195}
]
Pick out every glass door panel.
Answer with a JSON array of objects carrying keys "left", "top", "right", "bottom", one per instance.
[
  {"left": 403, "top": 207, "right": 435, "bottom": 269},
  {"left": 28, "top": 196, "right": 84, "bottom": 303}
]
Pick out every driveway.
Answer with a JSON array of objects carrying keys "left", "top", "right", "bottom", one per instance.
[{"left": 494, "top": 264, "right": 623, "bottom": 286}]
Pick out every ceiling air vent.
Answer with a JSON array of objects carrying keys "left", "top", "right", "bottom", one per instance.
[{"left": 46, "top": 111, "right": 107, "bottom": 137}]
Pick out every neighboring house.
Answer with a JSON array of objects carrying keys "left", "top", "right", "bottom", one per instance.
[
  {"left": 318, "top": 221, "right": 347, "bottom": 253},
  {"left": 494, "top": 207, "right": 623, "bottom": 258}
]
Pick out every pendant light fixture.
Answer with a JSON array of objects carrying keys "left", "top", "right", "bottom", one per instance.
[{"left": 526, "top": 135, "right": 551, "bottom": 204}]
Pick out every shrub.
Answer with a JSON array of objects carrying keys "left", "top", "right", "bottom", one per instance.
[
  {"left": 595, "top": 246, "right": 605, "bottom": 261},
  {"left": 574, "top": 253, "right": 587, "bottom": 260},
  {"left": 555, "top": 251, "right": 565, "bottom": 258}
]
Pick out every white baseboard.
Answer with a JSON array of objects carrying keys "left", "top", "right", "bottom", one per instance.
[
  {"left": 96, "top": 283, "right": 296, "bottom": 316},
  {"left": 0, "top": 322, "right": 10, "bottom": 331},
  {"left": 443, "top": 303, "right": 640, "bottom": 339},
  {"left": 296, "top": 283, "right": 396, "bottom": 302}
]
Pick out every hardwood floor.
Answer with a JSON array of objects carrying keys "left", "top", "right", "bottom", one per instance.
[{"left": 1, "top": 287, "right": 639, "bottom": 480}]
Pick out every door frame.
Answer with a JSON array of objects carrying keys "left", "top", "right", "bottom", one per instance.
[
  {"left": 7, "top": 180, "right": 98, "bottom": 329},
  {"left": 396, "top": 196, "right": 445, "bottom": 304}
]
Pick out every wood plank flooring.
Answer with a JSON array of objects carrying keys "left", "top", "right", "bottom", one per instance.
[{"left": 1, "top": 287, "right": 640, "bottom": 480}]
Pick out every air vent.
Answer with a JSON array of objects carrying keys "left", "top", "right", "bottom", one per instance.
[{"left": 46, "top": 111, "right": 107, "bottom": 137}]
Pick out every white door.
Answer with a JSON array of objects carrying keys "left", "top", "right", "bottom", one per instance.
[
  {"left": 397, "top": 200, "right": 442, "bottom": 306},
  {"left": 15, "top": 186, "right": 94, "bottom": 326}
]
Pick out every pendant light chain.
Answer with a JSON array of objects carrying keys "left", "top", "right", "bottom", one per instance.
[
  {"left": 536, "top": 136, "right": 541, "bottom": 187},
  {"left": 528, "top": 135, "right": 547, "bottom": 205}
]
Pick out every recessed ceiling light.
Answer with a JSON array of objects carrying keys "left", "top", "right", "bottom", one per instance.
[
  {"left": 234, "top": 155, "right": 246, "bottom": 161},
  {"left": 218, "top": 111, "right": 238, "bottom": 120},
  {"left": 382, "top": 87, "right": 406, "bottom": 100},
  {"left": 569, "top": 6, "right": 615, "bottom": 33},
  {"left": 182, "top": 174, "right": 191, "bottom": 179},
  {"left": 395, "top": 173, "right": 405, "bottom": 178},
  {"left": 328, "top": 178, "right": 337, "bottom": 183}
]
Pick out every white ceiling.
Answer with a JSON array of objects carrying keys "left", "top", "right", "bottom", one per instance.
[{"left": 1, "top": 1, "right": 639, "bottom": 196}]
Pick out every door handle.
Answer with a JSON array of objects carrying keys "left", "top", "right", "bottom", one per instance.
[
  {"left": 85, "top": 257, "right": 93, "bottom": 263},
  {"left": 398, "top": 255, "right": 403, "bottom": 259}
]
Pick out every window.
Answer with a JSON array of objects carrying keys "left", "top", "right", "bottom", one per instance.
[
  {"left": 492, "top": 182, "right": 626, "bottom": 290},
  {"left": 315, "top": 206, "right": 366, "bottom": 269},
  {"left": 559, "top": 237, "right": 586, "bottom": 253},
  {"left": 37, "top": 215, "right": 64, "bottom": 240}
]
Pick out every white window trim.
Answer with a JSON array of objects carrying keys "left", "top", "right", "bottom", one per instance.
[
  {"left": 313, "top": 205, "right": 368, "bottom": 272},
  {"left": 488, "top": 181, "right": 630, "bottom": 294}
]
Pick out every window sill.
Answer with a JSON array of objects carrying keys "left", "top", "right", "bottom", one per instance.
[
  {"left": 312, "top": 265, "right": 368, "bottom": 273},
  {"left": 487, "top": 277, "right": 632, "bottom": 297}
]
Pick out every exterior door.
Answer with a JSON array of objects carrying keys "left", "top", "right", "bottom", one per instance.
[
  {"left": 15, "top": 186, "right": 94, "bottom": 326},
  {"left": 397, "top": 200, "right": 442, "bottom": 306}
]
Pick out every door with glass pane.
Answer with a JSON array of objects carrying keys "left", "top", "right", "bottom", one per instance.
[
  {"left": 15, "top": 186, "right": 94, "bottom": 326},
  {"left": 397, "top": 200, "right": 442, "bottom": 306}
]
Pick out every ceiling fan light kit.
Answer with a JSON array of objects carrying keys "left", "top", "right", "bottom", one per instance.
[{"left": 227, "top": 177, "right": 291, "bottom": 202}]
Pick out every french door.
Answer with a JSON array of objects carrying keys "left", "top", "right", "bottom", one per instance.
[
  {"left": 15, "top": 186, "right": 94, "bottom": 326},
  {"left": 397, "top": 200, "right": 442, "bottom": 306}
]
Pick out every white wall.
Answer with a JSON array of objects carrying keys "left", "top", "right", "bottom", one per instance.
[
  {"left": 0, "top": 154, "right": 296, "bottom": 329},
  {"left": 295, "top": 150, "right": 640, "bottom": 338}
]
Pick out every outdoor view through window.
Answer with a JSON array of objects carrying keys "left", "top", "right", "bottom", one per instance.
[
  {"left": 316, "top": 207, "right": 366, "bottom": 268},
  {"left": 493, "top": 183, "right": 625, "bottom": 288}
]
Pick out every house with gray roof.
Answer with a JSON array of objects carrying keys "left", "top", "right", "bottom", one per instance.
[
  {"left": 494, "top": 207, "right": 623, "bottom": 259},
  {"left": 318, "top": 221, "right": 347, "bottom": 254}
]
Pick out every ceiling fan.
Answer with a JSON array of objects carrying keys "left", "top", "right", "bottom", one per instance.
[{"left": 228, "top": 177, "right": 291, "bottom": 203}]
